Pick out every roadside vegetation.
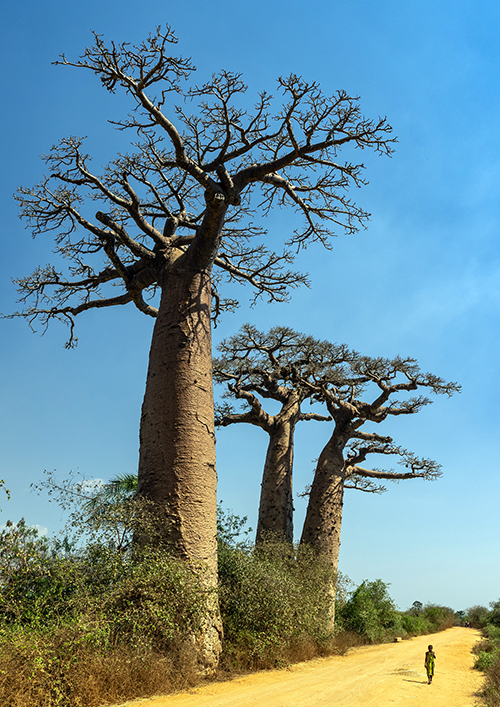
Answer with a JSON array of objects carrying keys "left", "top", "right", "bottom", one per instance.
[
  {"left": 0, "top": 481, "right": 457, "bottom": 707},
  {"left": 466, "top": 602, "right": 500, "bottom": 707},
  {"left": 336, "top": 581, "right": 454, "bottom": 644}
]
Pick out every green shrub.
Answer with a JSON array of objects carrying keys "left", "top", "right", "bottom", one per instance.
[
  {"left": 488, "top": 601, "right": 500, "bottom": 629},
  {"left": 0, "top": 515, "right": 215, "bottom": 706},
  {"left": 467, "top": 605, "right": 491, "bottom": 629},
  {"left": 336, "top": 579, "right": 402, "bottom": 643},
  {"left": 473, "top": 619, "right": 500, "bottom": 706},
  {"left": 0, "top": 520, "right": 85, "bottom": 627},
  {"left": 337, "top": 585, "right": 454, "bottom": 644},
  {"left": 485, "top": 625, "right": 500, "bottom": 644},
  {"left": 97, "top": 548, "right": 206, "bottom": 652},
  {"left": 218, "top": 539, "right": 337, "bottom": 669},
  {"left": 476, "top": 651, "right": 498, "bottom": 671},
  {"left": 401, "top": 613, "right": 431, "bottom": 636},
  {"left": 421, "top": 604, "right": 455, "bottom": 632},
  {"left": 0, "top": 505, "right": 347, "bottom": 702}
]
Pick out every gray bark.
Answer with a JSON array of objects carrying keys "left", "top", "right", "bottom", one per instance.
[
  {"left": 300, "top": 431, "right": 346, "bottom": 571},
  {"left": 137, "top": 243, "right": 223, "bottom": 669},
  {"left": 256, "top": 417, "right": 296, "bottom": 544}
]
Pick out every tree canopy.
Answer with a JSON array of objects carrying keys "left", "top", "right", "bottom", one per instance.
[{"left": 9, "top": 26, "right": 395, "bottom": 346}]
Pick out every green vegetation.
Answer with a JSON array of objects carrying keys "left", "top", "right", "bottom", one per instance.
[
  {"left": 468, "top": 605, "right": 494, "bottom": 629},
  {"left": 468, "top": 602, "right": 500, "bottom": 707},
  {"left": 0, "top": 493, "right": 459, "bottom": 706},
  {"left": 218, "top": 531, "right": 339, "bottom": 670},
  {"left": 336, "top": 579, "right": 454, "bottom": 644},
  {"left": 0, "top": 520, "right": 208, "bottom": 706},
  {"left": 0, "top": 499, "right": 343, "bottom": 706},
  {"left": 337, "top": 579, "right": 402, "bottom": 641}
]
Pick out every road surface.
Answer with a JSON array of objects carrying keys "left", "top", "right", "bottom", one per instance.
[{"left": 117, "top": 627, "right": 483, "bottom": 707}]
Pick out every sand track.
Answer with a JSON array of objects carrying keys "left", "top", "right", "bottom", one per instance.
[{"left": 119, "top": 627, "right": 484, "bottom": 707}]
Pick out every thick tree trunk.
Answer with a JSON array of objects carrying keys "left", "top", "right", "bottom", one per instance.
[
  {"left": 137, "top": 254, "right": 221, "bottom": 670},
  {"left": 300, "top": 430, "right": 346, "bottom": 627},
  {"left": 256, "top": 418, "right": 296, "bottom": 544}
]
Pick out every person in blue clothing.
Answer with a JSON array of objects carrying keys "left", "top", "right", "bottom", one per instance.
[{"left": 425, "top": 645, "right": 436, "bottom": 684}]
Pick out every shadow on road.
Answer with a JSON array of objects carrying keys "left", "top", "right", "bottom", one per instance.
[{"left": 403, "top": 679, "right": 428, "bottom": 684}]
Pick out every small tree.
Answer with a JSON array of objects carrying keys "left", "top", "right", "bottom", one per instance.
[
  {"left": 338, "top": 579, "right": 400, "bottom": 642},
  {"left": 214, "top": 324, "right": 337, "bottom": 543},
  {"left": 467, "top": 605, "right": 491, "bottom": 629},
  {"left": 410, "top": 600, "right": 423, "bottom": 616},
  {"left": 489, "top": 600, "right": 500, "bottom": 628},
  {"left": 8, "top": 26, "right": 394, "bottom": 667}
]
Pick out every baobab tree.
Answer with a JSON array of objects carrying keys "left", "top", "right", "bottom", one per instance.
[
  {"left": 215, "top": 327, "right": 459, "bottom": 624},
  {"left": 214, "top": 324, "right": 344, "bottom": 543},
  {"left": 299, "top": 352, "right": 460, "bottom": 587},
  {"left": 7, "top": 26, "right": 394, "bottom": 666}
]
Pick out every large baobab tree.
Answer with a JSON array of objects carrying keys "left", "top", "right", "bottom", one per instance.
[
  {"left": 214, "top": 324, "right": 344, "bottom": 543},
  {"left": 7, "top": 27, "right": 394, "bottom": 666},
  {"left": 299, "top": 353, "right": 460, "bottom": 586}
]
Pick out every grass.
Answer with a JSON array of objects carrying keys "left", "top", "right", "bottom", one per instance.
[{"left": 0, "top": 627, "right": 201, "bottom": 707}]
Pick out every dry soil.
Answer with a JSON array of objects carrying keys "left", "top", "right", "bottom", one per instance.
[{"left": 117, "top": 627, "right": 484, "bottom": 707}]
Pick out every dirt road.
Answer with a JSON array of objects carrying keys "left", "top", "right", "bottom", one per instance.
[{"left": 120, "top": 627, "right": 484, "bottom": 707}]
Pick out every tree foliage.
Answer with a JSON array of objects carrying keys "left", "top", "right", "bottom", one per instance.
[
  {"left": 214, "top": 323, "right": 342, "bottom": 430},
  {"left": 337, "top": 579, "right": 401, "bottom": 642},
  {"left": 8, "top": 25, "right": 395, "bottom": 346},
  {"left": 216, "top": 324, "right": 460, "bottom": 496}
]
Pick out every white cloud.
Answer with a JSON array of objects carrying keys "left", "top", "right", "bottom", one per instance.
[
  {"left": 32, "top": 524, "right": 48, "bottom": 536},
  {"left": 0, "top": 522, "right": 48, "bottom": 535}
]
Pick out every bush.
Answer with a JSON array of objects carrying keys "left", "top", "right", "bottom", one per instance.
[
  {"left": 398, "top": 604, "right": 453, "bottom": 638},
  {"left": 466, "top": 599, "right": 500, "bottom": 706},
  {"left": 467, "top": 605, "right": 491, "bottom": 629},
  {"left": 336, "top": 579, "right": 402, "bottom": 643},
  {"left": 473, "top": 619, "right": 500, "bottom": 706},
  {"left": 0, "top": 624, "right": 200, "bottom": 707},
  {"left": 218, "top": 538, "right": 338, "bottom": 669},
  {"left": 0, "top": 521, "right": 210, "bottom": 706},
  {"left": 335, "top": 582, "right": 455, "bottom": 645},
  {"left": 401, "top": 613, "right": 431, "bottom": 636},
  {"left": 489, "top": 601, "right": 500, "bottom": 629},
  {"left": 485, "top": 625, "right": 500, "bottom": 643},
  {"left": 0, "top": 520, "right": 78, "bottom": 626},
  {"left": 476, "top": 651, "right": 498, "bottom": 671},
  {"left": 0, "top": 505, "right": 347, "bottom": 703},
  {"left": 421, "top": 604, "right": 455, "bottom": 632}
]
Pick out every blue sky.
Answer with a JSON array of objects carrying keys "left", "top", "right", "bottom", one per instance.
[{"left": 1, "top": 0, "right": 499, "bottom": 612}]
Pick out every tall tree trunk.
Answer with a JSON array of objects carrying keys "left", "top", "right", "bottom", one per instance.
[
  {"left": 300, "top": 430, "right": 346, "bottom": 627},
  {"left": 256, "top": 418, "right": 296, "bottom": 544},
  {"left": 137, "top": 254, "right": 221, "bottom": 670}
]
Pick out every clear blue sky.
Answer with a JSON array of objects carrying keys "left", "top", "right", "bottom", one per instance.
[{"left": 1, "top": 0, "right": 499, "bottom": 612}]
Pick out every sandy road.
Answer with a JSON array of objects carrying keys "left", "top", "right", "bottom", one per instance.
[{"left": 120, "top": 627, "right": 484, "bottom": 707}]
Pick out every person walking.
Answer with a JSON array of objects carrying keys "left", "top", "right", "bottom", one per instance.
[{"left": 425, "top": 645, "right": 436, "bottom": 684}]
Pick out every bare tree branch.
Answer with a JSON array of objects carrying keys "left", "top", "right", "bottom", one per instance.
[{"left": 10, "top": 26, "right": 395, "bottom": 346}]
